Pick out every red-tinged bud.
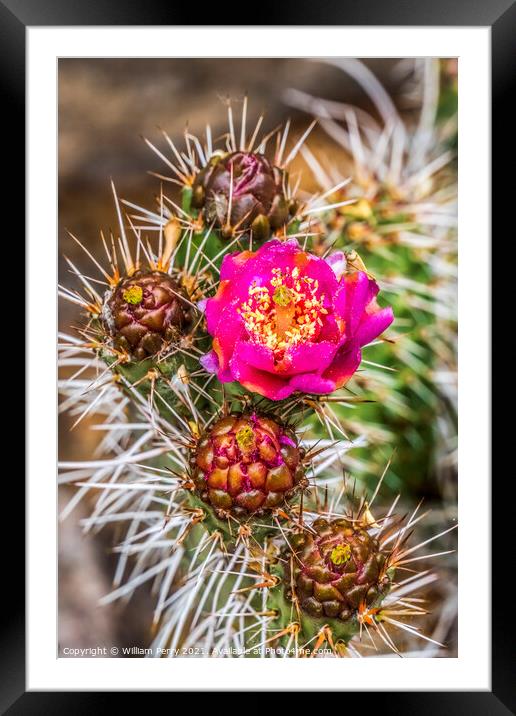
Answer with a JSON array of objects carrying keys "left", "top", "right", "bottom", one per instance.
[
  {"left": 284, "top": 518, "right": 392, "bottom": 621},
  {"left": 192, "top": 151, "right": 291, "bottom": 239},
  {"left": 102, "top": 270, "right": 192, "bottom": 361},
  {"left": 191, "top": 412, "right": 307, "bottom": 517}
]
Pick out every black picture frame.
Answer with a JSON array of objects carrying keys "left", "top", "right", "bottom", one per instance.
[{"left": 3, "top": 0, "right": 509, "bottom": 710}]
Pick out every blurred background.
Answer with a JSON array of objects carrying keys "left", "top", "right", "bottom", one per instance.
[{"left": 58, "top": 58, "right": 457, "bottom": 656}]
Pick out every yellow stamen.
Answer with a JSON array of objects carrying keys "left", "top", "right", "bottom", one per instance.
[
  {"left": 330, "top": 543, "right": 351, "bottom": 565},
  {"left": 122, "top": 285, "right": 143, "bottom": 305},
  {"left": 273, "top": 284, "right": 294, "bottom": 307},
  {"left": 238, "top": 266, "right": 326, "bottom": 361},
  {"left": 236, "top": 426, "right": 256, "bottom": 453}
]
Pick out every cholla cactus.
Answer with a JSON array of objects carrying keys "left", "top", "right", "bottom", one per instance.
[
  {"left": 285, "top": 58, "right": 458, "bottom": 494},
  {"left": 59, "top": 97, "right": 456, "bottom": 658}
]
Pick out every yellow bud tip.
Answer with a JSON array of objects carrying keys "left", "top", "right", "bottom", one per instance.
[
  {"left": 342, "top": 198, "right": 373, "bottom": 220},
  {"left": 272, "top": 284, "right": 293, "bottom": 307},
  {"left": 188, "top": 421, "right": 200, "bottom": 439},
  {"left": 122, "top": 285, "right": 143, "bottom": 305},
  {"left": 330, "top": 543, "right": 351, "bottom": 566},
  {"left": 236, "top": 426, "right": 256, "bottom": 453}
]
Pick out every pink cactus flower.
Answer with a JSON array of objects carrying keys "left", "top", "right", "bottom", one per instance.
[{"left": 200, "top": 239, "right": 393, "bottom": 401}]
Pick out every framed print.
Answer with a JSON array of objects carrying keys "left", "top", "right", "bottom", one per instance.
[{"left": 2, "top": 0, "right": 509, "bottom": 709}]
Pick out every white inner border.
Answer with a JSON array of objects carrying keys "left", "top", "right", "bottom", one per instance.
[{"left": 27, "top": 27, "right": 490, "bottom": 691}]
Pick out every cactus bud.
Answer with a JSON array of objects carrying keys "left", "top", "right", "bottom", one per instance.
[
  {"left": 191, "top": 151, "right": 291, "bottom": 238},
  {"left": 102, "top": 270, "right": 192, "bottom": 361},
  {"left": 270, "top": 517, "right": 394, "bottom": 644},
  {"left": 190, "top": 413, "right": 307, "bottom": 517}
]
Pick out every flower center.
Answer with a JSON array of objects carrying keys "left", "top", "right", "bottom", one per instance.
[
  {"left": 235, "top": 425, "right": 256, "bottom": 453},
  {"left": 272, "top": 284, "right": 294, "bottom": 307},
  {"left": 329, "top": 543, "right": 351, "bottom": 566},
  {"left": 122, "top": 285, "right": 143, "bottom": 305},
  {"left": 238, "top": 266, "right": 327, "bottom": 360}
]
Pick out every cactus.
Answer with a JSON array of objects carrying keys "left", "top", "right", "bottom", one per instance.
[
  {"left": 286, "top": 58, "right": 457, "bottom": 495},
  {"left": 59, "top": 96, "right": 456, "bottom": 658}
]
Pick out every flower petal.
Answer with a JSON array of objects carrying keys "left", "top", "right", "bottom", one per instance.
[
  {"left": 200, "top": 350, "right": 219, "bottom": 374},
  {"left": 288, "top": 372, "right": 337, "bottom": 394},
  {"left": 230, "top": 354, "right": 296, "bottom": 400},
  {"left": 282, "top": 341, "right": 338, "bottom": 376},
  {"left": 325, "top": 251, "right": 347, "bottom": 280},
  {"left": 219, "top": 250, "right": 256, "bottom": 282},
  {"left": 318, "top": 314, "right": 344, "bottom": 343},
  {"left": 205, "top": 280, "right": 233, "bottom": 333},
  {"left": 235, "top": 341, "right": 276, "bottom": 372},
  {"left": 323, "top": 344, "right": 362, "bottom": 389},
  {"left": 335, "top": 271, "right": 379, "bottom": 336},
  {"left": 356, "top": 305, "right": 394, "bottom": 347},
  {"left": 210, "top": 306, "right": 244, "bottom": 374}
]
